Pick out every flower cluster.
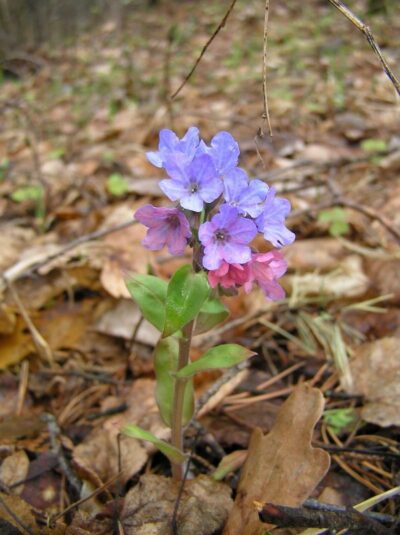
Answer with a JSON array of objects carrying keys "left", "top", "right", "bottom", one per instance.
[{"left": 135, "top": 128, "right": 295, "bottom": 300}]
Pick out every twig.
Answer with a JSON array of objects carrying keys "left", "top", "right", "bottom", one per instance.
[
  {"left": 303, "top": 499, "right": 397, "bottom": 526},
  {"left": 171, "top": 0, "right": 238, "bottom": 99},
  {"left": 2, "top": 219, "right": 137, "bottom": 286},
  {"left": 41, "top": 413, "right": 82, "bottom": 496},
  {"left": 6, "top": 280, "right": 53, "bottom": 364},
  {"left": 256, "top": 501, "right": 393, "bottom": 534},
  {"left": 261, "top": 0, "right": 272, "bottom": 136},
  {"left": 327, "top": 0, "right": 400, "bottom": 97},
  {"left": 0, "top": 494, "right": 36, "bottom": 535}
]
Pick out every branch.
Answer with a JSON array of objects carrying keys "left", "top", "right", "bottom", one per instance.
[
  {"left": 171, "top": 0, "right": 238, "bottom": 99},
  {"left": 327, "top": 0, "right": 400, "bottom": 97}
]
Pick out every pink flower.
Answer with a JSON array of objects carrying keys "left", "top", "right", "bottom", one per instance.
[
  {"left": 208, "top": 261, "right": 251, "bottom": 289},
  {"left": 135, "top": 204, "right": 191, "bottom": 255},
  {"left": 244, "top": 251, "right": 287, "bottom": 300}
]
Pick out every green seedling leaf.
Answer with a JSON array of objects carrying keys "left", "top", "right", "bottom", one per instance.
[
  {"left": 107, "top": 173, "right": 130, "bottom": 196},
  {"left": 323, "top": 407, "right": 357, "bottom": 434},
  {"left": 194, "top": 297, "right": 229, "bottom": 335},
  {"left": 0, "top": 159, "right": 10, "bottom": 181},
  {"left": 176, "top": 344, "right": 255, "bottom": 379},
  {"left": 318, "top": 207, "right": 349, "bottom": 237},
  {"left": 48, "top": 148, "right": 65, "bottom": 159},
  {"left": 163, "top": 265, "right": 209, "bottom": 337},
  {"left": 361, "top": 138, "right": 388, "bottom": 153},
  {"left": 125, "top": 274, "right": 167, "bottom": 331},
  {"left": 212, "top": 450, "right": 247, "bottom": 481},
  {"left": 11, "top": 185, "right": 43, "bottom": 203},
  {"left": 121, "top": 424, "right": 186, "bottom": 464},
  {"left": 154, "top": 337, "right": 194, "bottom": 427}
]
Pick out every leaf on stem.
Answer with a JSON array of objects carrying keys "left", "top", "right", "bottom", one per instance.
[
  {"left": 121, "top": 424, "right": 186, "bottom": 464},
  {"left": 163, "top": 264, "right": 209, "bottom": 337},
  {"left": 176, "top": 344, "right": 255, "bottom": 379},
  {"left": 154, "top": 336, "right": 194, "bottom": 427},
  {"left": 194, "top": 297, "right": 229, "bottom": 334},
  {"left": 125, "top": 274, "right": 167, "bottom": 332}
]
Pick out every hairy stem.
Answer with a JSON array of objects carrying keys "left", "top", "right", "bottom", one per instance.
[{"left": 171, "top": 320, "right": 195, "bottom": 480}]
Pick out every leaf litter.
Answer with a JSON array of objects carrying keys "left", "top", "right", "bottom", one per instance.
[{"left": 0, "top": 0, "right": 399, "bottom": 533}]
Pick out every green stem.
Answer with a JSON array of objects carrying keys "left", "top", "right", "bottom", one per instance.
[{"left": 170, "top": 319, "right": 194, "bottom": 480}]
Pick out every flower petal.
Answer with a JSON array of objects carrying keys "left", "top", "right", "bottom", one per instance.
[{"left": 159, "top": 179, "right": 188, "bottom": 202}]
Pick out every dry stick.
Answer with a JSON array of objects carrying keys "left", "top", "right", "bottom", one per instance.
[
  {"left": 6, "top": 280, "right": 53, "bottom": 364},
  {"left": 256, "top": 502, "right": 393, "bottom": 534},
  {"left": 41, "top": 413, "right": 82, "bottom": 496},
  {"left": 261, "top": 0, "right": 272, "bottom": 137},
  {"left": 0, "top": 494, "right": 36, "bottom": 535},
  {"left": 327, "top": 0, "right": 400, "bottom": 97},
  {"left": 3, "top": 219, "right": 137, "bottom": 286},
  {"left": 171, "top": 0, "right": 238, "bottom": 100}
]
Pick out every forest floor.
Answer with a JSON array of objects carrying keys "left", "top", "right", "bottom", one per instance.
[{"left": 0, "top": 0, "right": 399, "bottom": 533}]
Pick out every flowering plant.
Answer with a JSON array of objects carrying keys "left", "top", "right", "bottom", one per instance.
[{"left": 122, "top": 128, "right": 294, "bottom": 479}]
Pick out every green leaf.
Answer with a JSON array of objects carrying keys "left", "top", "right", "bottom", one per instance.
[
  {"left": 121, "top": 424, "right": 186, "bottom": 464},
  {"left": 194, "top": 298, "right": 229, "bottom": 334},
  {"left": 361, "top": 138, "right": 388, "bottom": 153},
  {"left": 107, "top": 173, "right": 130, "bottom": 196},
  {"left": 323, "top": 408, "right": 357, "bottom": 434},
  {"left": 11, "top": 185, "right": 43, "bottom": 203},
  {"left": 163, "top": 265, "right": 209, "bottom": 338},
  {"left": 154, "top": 337, "right": 194, "bottom": 427},
  {"left": 318, "top": 207, "right": 349, "bottom": 237},
  {"left": 125, "top": 274, "right": 167, "bottom": 331},
  {"left": 176, "top": 344, "right": 255, "bottom": 379}
]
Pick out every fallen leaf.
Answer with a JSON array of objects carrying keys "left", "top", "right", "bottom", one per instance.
[
  {"left": 223, "top": 384, "right": 330, "bottom": 535},
  {"left": 350, "top": 337, "right": 400, "bottom": 427},
  {"left": 0, "top": 492, "right": 38, "bottom": 534},
  {"left": 74, "top": 379, "right": 167, "bottom": 485},
  {"left": 94, "top": 298, "right": 160, "bottom": 346},
  {"left": 121, "top": 474, "right": 232, "bottom": 535},
  {"left": 0, "top": 450, "right": 29, "bottom": 494}
]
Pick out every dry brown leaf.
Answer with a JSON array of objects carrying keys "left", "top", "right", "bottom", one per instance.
[
  {"left": 74, "top": 379, "right": 167, "bottom": 485},
  {"left": 94, "top": 298, "right": 160, "bottom": 346},
  {"left": 121, "top": 474, "right": 232, "bottom": 535},
  {"left": 0, "top": 492, "right": 38, "bottom": 534},
  {"left": 350, "top": 337, "right": 400, "bottom": 427},
  {"left": 288, "top": 255, "right": 369, "bottom": 301},
  {"left": 0, "top": 450, "right": 29, "bottom": 494},
  {"left": 100, "top": 204, "right": 154, "bottom": 298},
  {"left": 223, "top": 383, "right": 330, "bottom": 535}
]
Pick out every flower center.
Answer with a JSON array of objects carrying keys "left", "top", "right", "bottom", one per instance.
[
  {"left": 190, "top": 182, "right": 199, "bottom": 193},
  {"left": 167, "top": 215, "right": 180, "bottom": 229},
  {"left": 215, "top": 229, "right": 229, "bottom": 243}
]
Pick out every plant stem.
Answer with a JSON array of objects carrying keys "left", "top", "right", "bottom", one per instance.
[{"left": 171, "top": 320, "right": 194, "bottom": 480}]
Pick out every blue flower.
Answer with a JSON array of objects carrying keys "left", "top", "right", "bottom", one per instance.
[
  {"left": 146, "top": 127, "right": 200, "bottom": 168},
  {"left": 160, "top": 154, "right": 223, "bottom": 212},
  {"left": 200, "top": 132, "right": 240, "bottom": 176},
  {"left": 224, "top": 168, "right": 269, "bottom": 218},
  {"left": 199, "top": 204, "right": 257, "bottom": 270},
  {"left": 256, "top": 187, "right": 295, "bottom": 247}
]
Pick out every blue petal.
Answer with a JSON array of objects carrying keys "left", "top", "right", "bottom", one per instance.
[
  {"left": 238, "top": 179, "right": 269, "bottom": 218},
  {"left": 146, "top": 151, "right": 163, "bottom": 168},
  {"left": 159, "top": 179, "right": 188, "bottom": 201},
  {"left": 180, "top": 192, "right": 204, "bottom": 212},
  {"left": 159, "top": 129, "right": 179, "bottom": 151},
  {"left": 262, "top": 222, "right": 296, "bottom": 248},
  {"left": 208, "top": 132, "right": 240, "bottom": 175},
  {"left": 223, "top": 168, "right": 248, "bottom": 205}
]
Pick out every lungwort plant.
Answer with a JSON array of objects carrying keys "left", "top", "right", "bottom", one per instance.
[{"left": 122, "top": 128, "right": 295, "bottom": 480}]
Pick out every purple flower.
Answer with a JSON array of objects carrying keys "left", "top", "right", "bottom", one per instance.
[
  {"left": 135, "top": 204, "right": 191, "bottom": 255},
  {"left": 224, "top": 168, "right": 269, "bottom": 218},
  {"left": 160, "top": 154, "right": 223, "bottom": 212},
  {"left": 256, "top": 187, "right": 295, "bottom": 248},
  {"left": 199, "top": 204, "right": 257, "bottom": 270},
  {"left": 244, "top": 251, "right": 287, "bottom": 300},
  {"left": 200, "top": 131, "right": 240, "bottom": 176},
  {"left": 146, "top": 127, "right": 199, "bottom": 169}
]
